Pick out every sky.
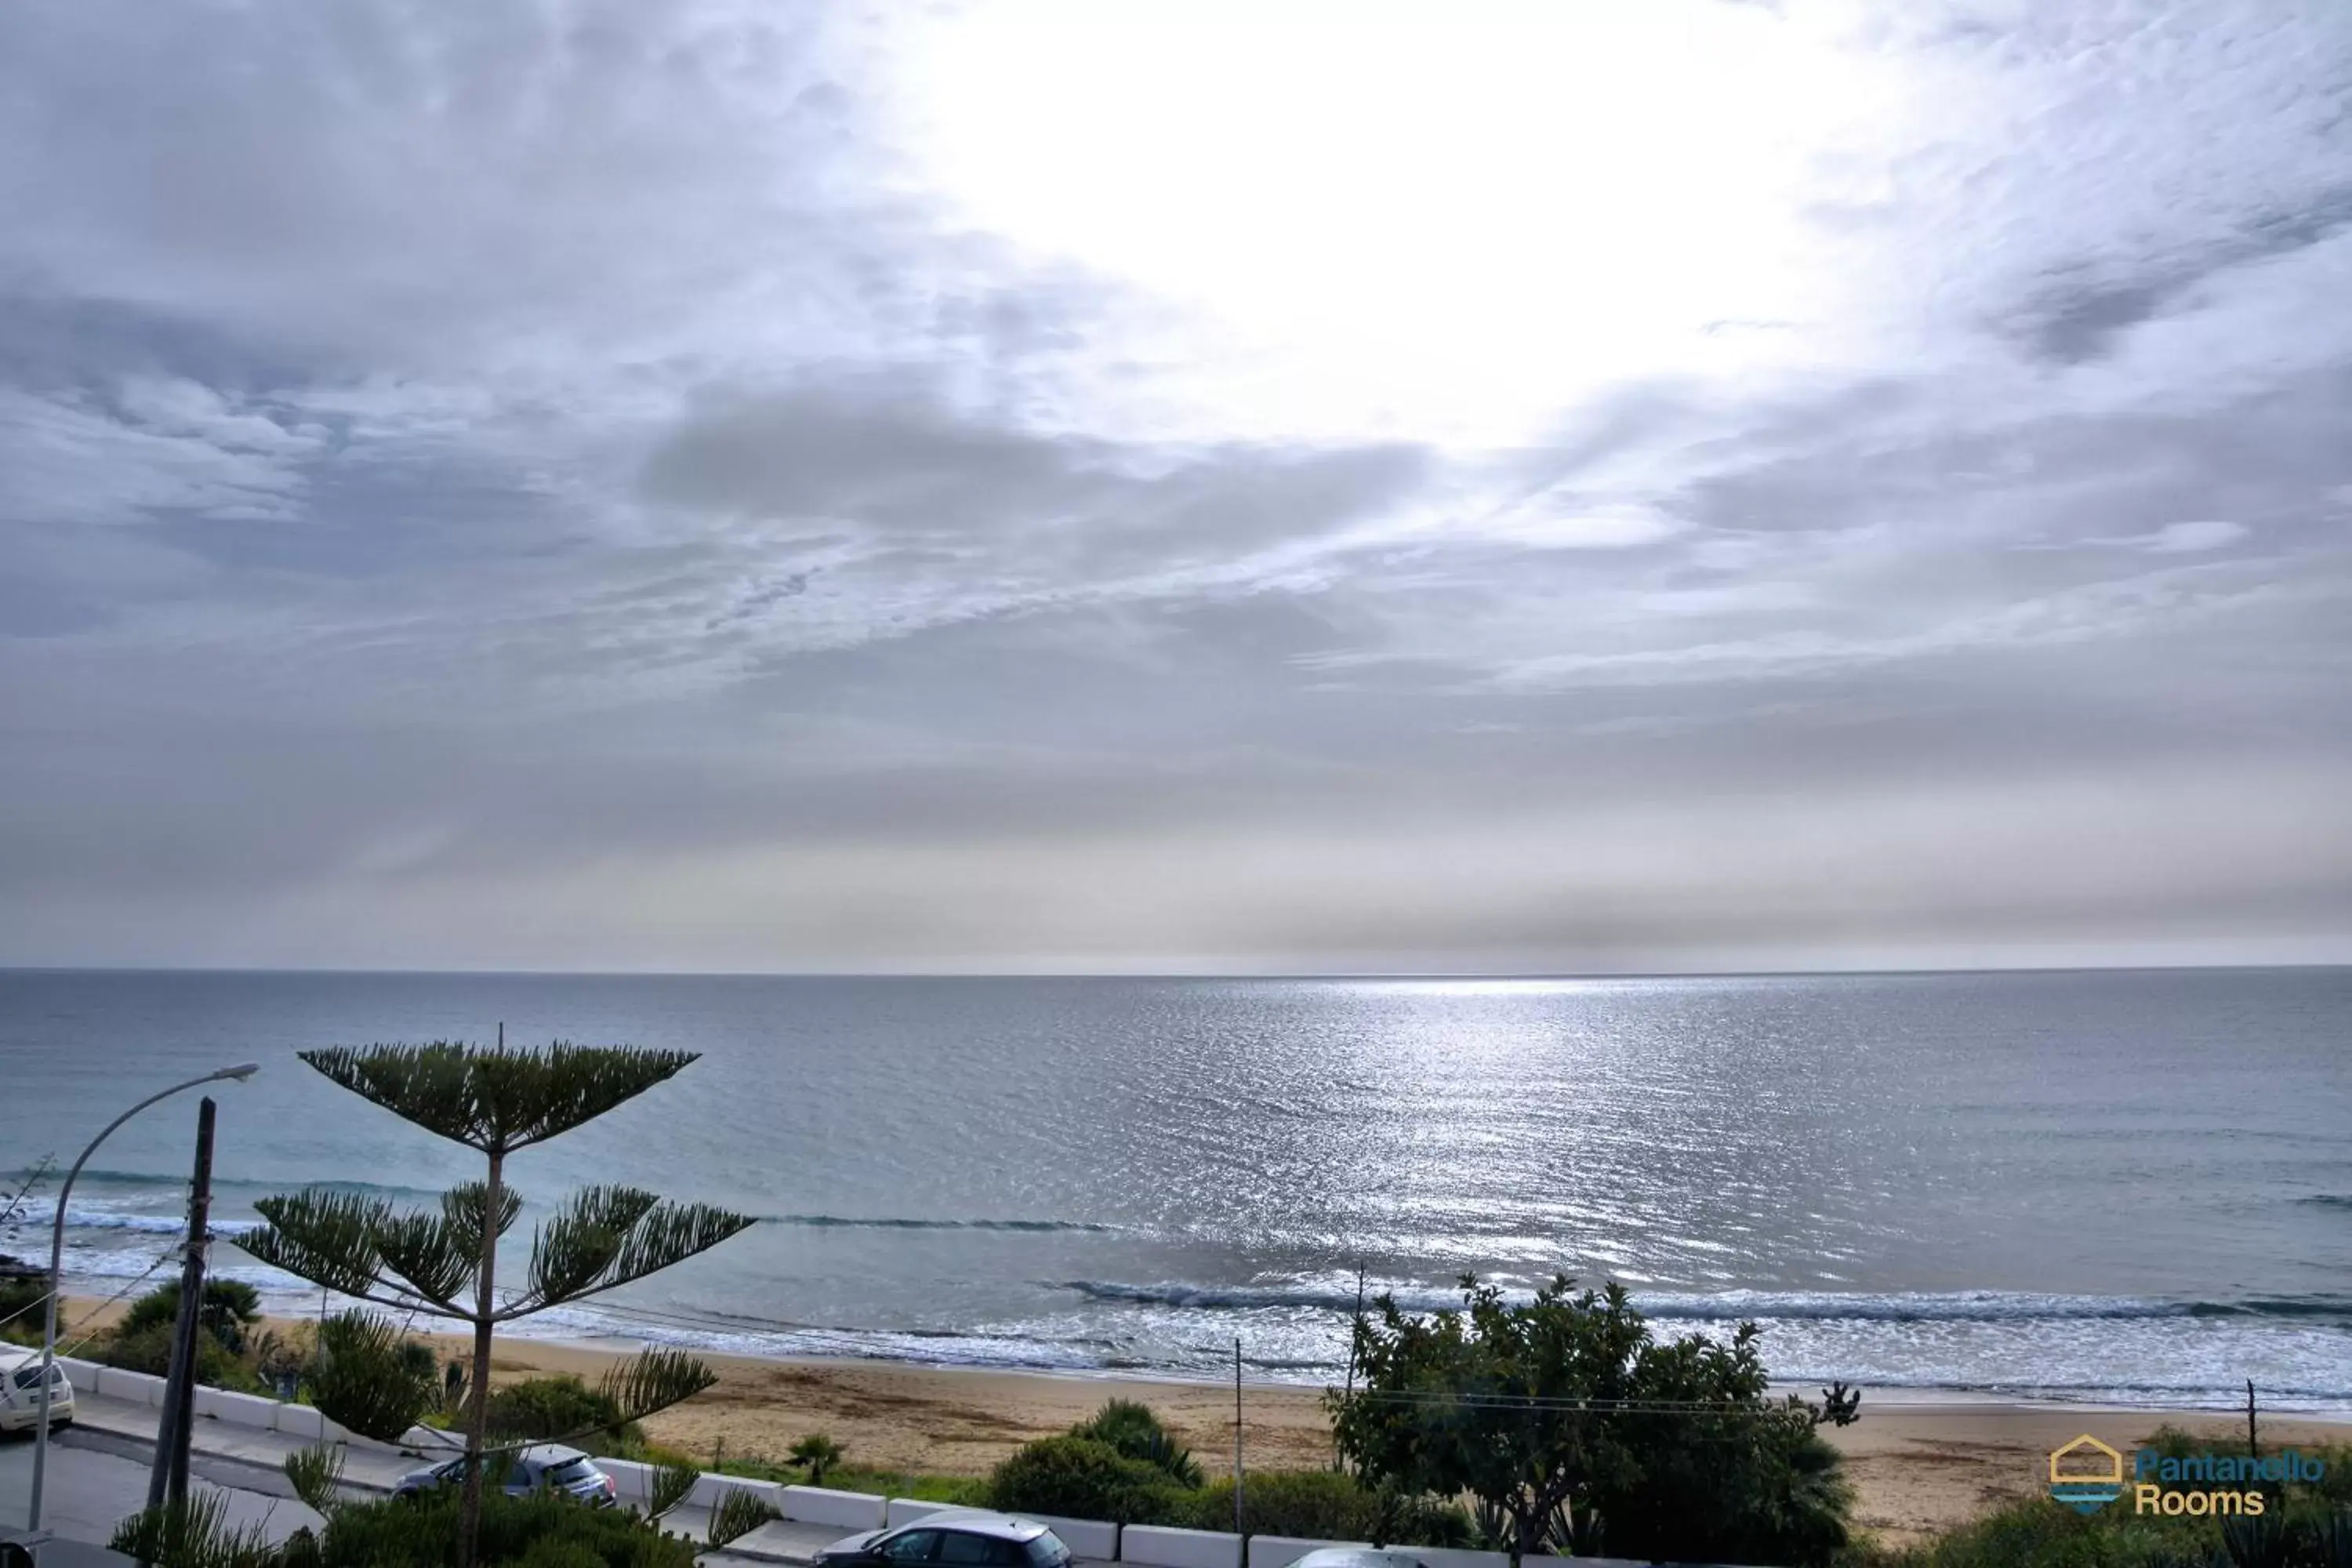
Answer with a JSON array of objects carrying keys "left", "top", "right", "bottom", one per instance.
[{"left": 2, "top": 0, "right": 2348, "bottom": 975}]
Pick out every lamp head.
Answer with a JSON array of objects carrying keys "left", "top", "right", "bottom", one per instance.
[{"left": 216, "top": 1062, "right": 261, "bottom": 1082}]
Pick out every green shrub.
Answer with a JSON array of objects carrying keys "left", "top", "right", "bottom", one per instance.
[
  {"left": 1382, "top": 1492, "right": 1478, "bottom": 1549},
  {"left": 305, "top": 1310, "right": 436, "bottom": 1442},
  {"left": 319, "top": 1486, "right": 699, "bottom": 1568},
  {"left": 1192, "top": 1471, "right": 1377, "bottom": 1538},
  {"left": 101, "top": 1320, "right": 247, "bottom": 1387},
  {"left": 1070, "top": 1399, "right": 1204, "bottom": 1488},
  {"left": 0, "top": 1269, "right": 47, "bottom": 1339},
  {"left": 1586, "top": 1406, "right": 1854, "bottom": 1566},
  {"left": 488, "top": 1375, "right": 647, "bottom": 1450},
  {"left": 789, "top": 1432, "right": 847, "bottom": 1486},
  {"left": 120, "top": 1279, "right": 264, "bottom": 1354},
  {"left": 989, "top": 1436, "right": 1195, "bottom": 1526}
]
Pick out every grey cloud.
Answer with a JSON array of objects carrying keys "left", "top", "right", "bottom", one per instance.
[
  {"left": 3, "top": 0, "right": 2351, "bottom": 971},
  {"left": 639, "top": 379, "right": 1429, "bottom": 572}
]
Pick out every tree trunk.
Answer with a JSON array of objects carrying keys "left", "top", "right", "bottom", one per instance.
[{"left": 459, "top": 1150, "right": 503, "bottom": 1568}]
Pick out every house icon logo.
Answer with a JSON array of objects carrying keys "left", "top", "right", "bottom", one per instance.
[{"left": 2049, "top": 1435, "right": 2125, "bottom": 1513}]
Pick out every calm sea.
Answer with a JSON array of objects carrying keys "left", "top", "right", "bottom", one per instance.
[{"left": 3, "top": 968, "right": 2347, "bottom": 1413}]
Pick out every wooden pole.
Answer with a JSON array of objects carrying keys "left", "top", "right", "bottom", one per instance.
[
  {"left": 2246, "top": 1380, "right": 2259, "bottom": 1459},
  {"left": 1233, "top": 1338, "right": 1244, "bottom": 1536},
  {"left": 148, "top": 1097, "right": 216, "bottom": 1510}
]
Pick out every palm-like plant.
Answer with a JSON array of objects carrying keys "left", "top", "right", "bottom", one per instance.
[
  {"left": 789, "top": 1432, "right": 846, "bottom": 1486},
  {"left": 238, "top": 1039, "right": 755, "bottom": 1568}
]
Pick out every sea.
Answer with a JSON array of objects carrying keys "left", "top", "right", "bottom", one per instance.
[{"left": 2, "top": 967, "right": 2347, "bottom": 1414}]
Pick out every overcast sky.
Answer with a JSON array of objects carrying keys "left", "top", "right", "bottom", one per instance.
[{"left": 2, "top": 0, "right": 2348, "bottom": 974}]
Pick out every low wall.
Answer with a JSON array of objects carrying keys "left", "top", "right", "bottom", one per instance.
[
  {"left": 1119, "top": 1525, "right": 1243, "bottom": 1568},
  {"left": 1028, "top": 1513, "right": 1118, "bottom": 1561},
  {"left": 779, "top": 1484, "right": 889, "bottom": 1531},
  {"left": 598, "top": 1458, "right": 654, "bottom": 1506},
  {"left": 693, "top": 1473, "right": 786, "bottom": 1512},
  {"left": 93, "top": 1367, "right": 163, "bottom": 1407},
  {"left": 888, "top": 1500, "right": 1000, "bottom": 1529}
]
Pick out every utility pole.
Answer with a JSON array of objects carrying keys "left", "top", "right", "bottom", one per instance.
[
  {"left": 2246, "top": 1380, "right": 2260, "bottom": 1460},
  {"left": 1232, "top": 1338, "right": 1244, "bottom": 1536},
  {"left": 148, "top": 1097, "right": 216, "bottom": 1510}
]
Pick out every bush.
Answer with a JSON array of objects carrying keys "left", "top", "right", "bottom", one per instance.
[
  {"left": 1191, "top": 1471, "right": 1378, "bottom": 1539},
  {"left": 0, "top": 1267, "right": 47, "bottom": 1341},
  {"left": 1585, "top": 1405, "right": 1854, "bottom": 1566},
  {"left": 318, "top": 1487, "right": 699, "bottom": 1568},
  {"left": 1070, "top": 1399, "right": 1204, "bottom": 1488},
  {"left": 1180, "top": 1472, "right": 1469, "bottom": 1546},
  {"left": 989, "top": 1436, "right": 1195, "bottom": 1526},
  {"left": 101, "top": 1320, "right": 248, "bottom": 1388},
  {"left": 120, "top": 1279, "right": 264, "bottom": 1355},
  {"left": 306, "top": 1310, "right": 436, "bottom": 1441},
  {"left": 488, "top": 1375, "right": 647, "bottom": 1450}
]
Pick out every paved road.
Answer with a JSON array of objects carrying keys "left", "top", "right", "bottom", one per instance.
[
  {"left": 0, "top": 1428, "right": 325, "bottom": 1550},
  {"left": 0, "top": 1400, "right": 828, "bottom": 1565}
]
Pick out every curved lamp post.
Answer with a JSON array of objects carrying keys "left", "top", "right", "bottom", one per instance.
[{"left": 26, "top": 1062, "right": 260, "bottom": 1533}]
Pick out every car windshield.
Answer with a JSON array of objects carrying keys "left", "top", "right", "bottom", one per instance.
[
  {"left": 544, "top": 1458, "right": 596, "bottom": 1484},
  {"left": 1024, "top": 1533, "right": 1072, "bottom": 1568},
  {"left": 9, "top": 1367, "right": 64, "bottom": 1391}
]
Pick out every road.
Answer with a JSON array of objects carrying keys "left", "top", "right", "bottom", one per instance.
[
  {"left": 0, "top": 1418, "right": 818, "bottom": 1566},
  {"left": 0, "top": 1428, "right": 325, "bottom": 1550}
]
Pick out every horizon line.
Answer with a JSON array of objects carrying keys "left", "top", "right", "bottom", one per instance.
[{"left": 2, "top": 959, "right": 2345, "bottom": 982}]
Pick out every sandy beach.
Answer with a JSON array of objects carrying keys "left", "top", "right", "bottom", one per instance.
[{"left": 51, "top": 1297, "right": 2350, "bottom": 1548}]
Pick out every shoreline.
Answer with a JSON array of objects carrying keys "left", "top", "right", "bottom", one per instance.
[{"left": 49, "top": 1296, "right": 2352, "bottom": 1547}]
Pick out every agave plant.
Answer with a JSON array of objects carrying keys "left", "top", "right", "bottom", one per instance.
[
  {"left": 1070, "top": 1399, "right": 1203, "bottom": 1488},
  {"left": 710, "top": 1489, "right": 786, "bottom": 1548},
  {"left": 2221, "top": 1506, "right": 2290, "bottom": 1568},
  {"left": 107, "top": 1490, "right": 280, "bottom": 1568},
  {"left": 2312, "top": 1508, "right": 2352, "bottom": 1568}
]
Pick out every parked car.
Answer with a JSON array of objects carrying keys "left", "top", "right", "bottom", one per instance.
[
  {"left": 392, "top": 1443, "right": 617, "bottom": 1507},
  {"left": 815, "top": 1513, "right": 1076, "bottom": 1568},
  {"left": 1287, "top": 1552, "right": 1433, "bottom": 1568},
  {"left": 0, "top": 1351, "right": 74, "bottom": 1434}
]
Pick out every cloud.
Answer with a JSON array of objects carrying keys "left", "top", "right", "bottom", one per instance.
[
  {"left": 2142, "top": 520, "right": 2250, "bottom": 554},
  {"left": 0, "top": 0, "right": 2349, "bottom": 970}
]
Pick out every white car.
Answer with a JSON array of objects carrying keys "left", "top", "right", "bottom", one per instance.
[
  {"left": 0, "top": 1349, "right": 75, "bottom": 1434},
  {"left": 1287, "top": 1553, "right": 1433, "bottom": 1568}
]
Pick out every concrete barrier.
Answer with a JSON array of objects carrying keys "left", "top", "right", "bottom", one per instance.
[
  {"left": 397, "top": 1423, "right": 464, "bottom": 1452},
  {"left": 600, "top": 1458, "right": 654, "bottom": 1505},
  {"left": 1120, "top": 1526, "right": 1243, "bottom": 1568},
  {"left": 1247, "top": 1538, "right": 1370, "bottom": 1568},
  {"left": 1027, "top": 1514, "right": 1117, "bottom": 1561},
  {"left": 692, "top": 1473, "right": 786, "bottom": 1512},
  {"left": 273, "top": 1403, "right": 327, "bottom": 1440},
  {"left": 887, "top": 1500, "right": 993, "bottom": 1529},
  {"left": 56, "top": 1356, "right": 100, "bottom": 1394},
  {"left": 207, "top": 1389, "right": 284, "bottom": 1429},
  {"left": 1414, "top": 1550, "right": 1510, "bottom": 1568},
  {"left": 779, "top": 1485, "right": 888, "bottom": 1531},
  {"left": 95, "top": 1367, "right": 163, "bottom": 1406}
]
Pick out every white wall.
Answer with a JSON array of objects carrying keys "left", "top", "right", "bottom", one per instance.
[
  {"left": 1119, "top": 1525, "right": 1243, "bottom": 1568},
  {"left": 779, "top": 1484, "right": 890, "bottom": 1531}
]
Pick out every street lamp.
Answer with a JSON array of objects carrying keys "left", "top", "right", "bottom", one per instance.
[{"left": 25, "top": 1062, "right": 260, "bottom": 1532}]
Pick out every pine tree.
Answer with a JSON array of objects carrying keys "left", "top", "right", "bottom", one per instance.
[{"left": 240, "top": 1038, "right": 754, "bottom": 1567}]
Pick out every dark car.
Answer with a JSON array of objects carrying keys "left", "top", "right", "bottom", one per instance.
[
  {"left": 392, "top": 1443, "right": 618, "bottom": 1508},
  {"left": 815, "top": 1512, "right": 1075, "bottom": 1568}
]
